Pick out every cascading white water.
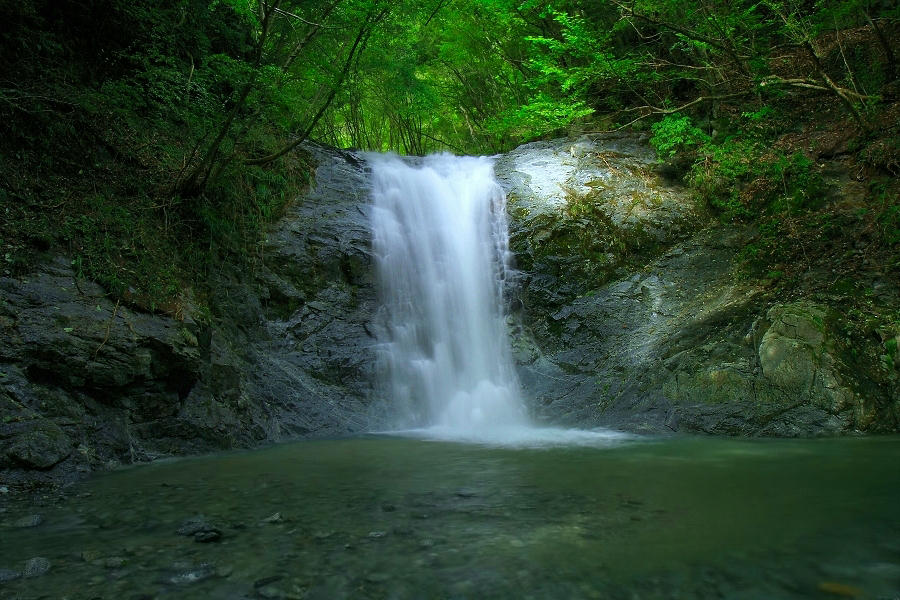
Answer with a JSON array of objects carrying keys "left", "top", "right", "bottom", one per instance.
[
  {"left": 369, "top": 153, "right": 527, "bottom": 434},
  {"left": 367, "top": 152, "right": 633, "bottom": 447}
]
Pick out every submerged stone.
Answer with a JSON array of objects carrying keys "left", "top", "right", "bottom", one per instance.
[
  {"left": 168, "top": 563, "right": 215, "bottom": 585},
  {"left": 23, "top": 557, "right": 50, "bottom": 578},
  {"left": 0, "top": 568, "right": 21, "bottom": 583},
  {"left": 12, "top": 514, "right": 43, "bottom": 528}
]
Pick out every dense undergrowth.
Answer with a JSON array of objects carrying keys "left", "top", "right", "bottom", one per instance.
[
  {"left": 0, "top": 1, "right": 314, "bottom": 314},
  {"left": 647, "top": 94, "right": 900, "bottom": 381}
]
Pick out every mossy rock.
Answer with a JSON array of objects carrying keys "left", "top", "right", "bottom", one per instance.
[
  {"left": 4, "top": 419, "right": 73, "bottom": 469},
  {"left": 758, "top": 302, "right": 854, "bottom": 414}
]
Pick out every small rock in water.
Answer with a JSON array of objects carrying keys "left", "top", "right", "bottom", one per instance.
[
  {"left": 216, "top": 565, "right": 234, "bottom": 578},
  {"left": 367, "top": 531, "right": 387, "bottom": 539},
  {"left": 177, "top": 515, "right": 215, "bottom": 535},
  {"left": 380, "top": 503, "right": 396, "bottom": 512},
  {"left": 0, "top": 486, "right": 8, "bottom": 494},
  {"left": 13, "top": 514, "right": 43, "bottom": 528},
  {"left": 0, "top": 568, "right": 21, "bottom": 583},
  {"left": 168, "top": 563, "right": 215, "bottom": 585},
  {"left": 81, "top": 549, "right": 103, "bottom": 562},
  {"left": 262, "top": 512, "right": 283, "bottom": 524},
  {"left": 104, "top": 557, "right": 127, "bottom": 569},
  {"left": 194, "top": 530, "right": 221, "bottom": 543},
  {"left": 23, "top": 557, "right": 51, "bottom": 578},
  {"left": 177, "top": 515, "right": 222, "bottom": 542},
  {"left": 258, "top": 584, "right": 304, "bottom": 600}
]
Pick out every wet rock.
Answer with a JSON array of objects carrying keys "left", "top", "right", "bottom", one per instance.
[
  {"left": 262, "top": 512, "right": 283, "bottom": 523},
  {"left": 168, "top": 563, "right": 215, "bottom": 585},
  {"left": 758, "top": 303, "right": 853, "bottom": 414},
  {"left": 194, "top": 530, "right": 221, "bottom": 543},
  {"left": 6, "top": 420, "right": 72, "bottom": 469},
  {"left": 12, "top": 514, "right": 43, "bottom": 528},
  {"left": 496, "top": 135, "right": 891, "bottom": 435},
  {"left": 258, "top": 584, "right": 304, "bottom": 599},
  {"left": 23, "top": 557, "right": 50, "bottom": 578},
  {"left": 216, "top": 565, "right": 234, "bottom": 578},
  {"left": 80, "top": 549, "right": 103, "bottom": 562},
  {"left": 177, "top": 515, "right": 220, "bottom": 537},
  {"left": 0, "top": 568, "right": 21, "bottom": 583}
]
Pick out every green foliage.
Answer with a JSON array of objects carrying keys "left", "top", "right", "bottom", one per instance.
[
  {"left": 1, "top": 0, "right": 898, "bottom": 309},
  {"left": 688, "top": 137, "right": 825, "bottom": 221},
  {"left": 650, "top": 114, "right": 710, "bottom": 158},
  {"left": 488, "top": 93, "right": 594, "bottom": 140},
  {"left": 0, "top": 0, "right": 319, "bottom": 310}
]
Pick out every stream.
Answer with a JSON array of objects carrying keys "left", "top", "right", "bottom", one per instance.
[{"left": 2, "top": 434, "right": 899, "bottom": 599}]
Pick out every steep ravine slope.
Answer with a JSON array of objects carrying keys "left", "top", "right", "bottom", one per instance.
[{"left": 1, "top": 138, "right": 896, "bottom": 491}]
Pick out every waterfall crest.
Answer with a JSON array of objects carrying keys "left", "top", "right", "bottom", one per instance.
[{"left": 369, "top": 153, "right": 527, "bottom": 434}]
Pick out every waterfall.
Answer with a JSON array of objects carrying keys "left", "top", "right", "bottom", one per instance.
[{"left": 368, "top": 153, "right": 528, "bottom": 434}]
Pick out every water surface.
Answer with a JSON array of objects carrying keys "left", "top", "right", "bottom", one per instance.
[{"left": 1, "top": 435, "right": 899, "bottom": 599}]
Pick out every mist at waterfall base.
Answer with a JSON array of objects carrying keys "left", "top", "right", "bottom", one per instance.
[{"left": 367, "top": 152, "right": 627, "bottom": 447}]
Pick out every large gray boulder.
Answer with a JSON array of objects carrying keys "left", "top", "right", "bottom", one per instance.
[{"left": 495, "top": 133, "right": 894, "bottom": 435}]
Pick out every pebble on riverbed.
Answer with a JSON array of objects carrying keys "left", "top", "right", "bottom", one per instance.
[
  {"left": 194, "top": 530, "right": 221, "bottom": 543},
  {"left": 176, "top": 515, "right": 222, "bottom": 542},
  {"left": 12, "top": 514, "right": 43, "bottom": 528},
  {"left": 0, "top": 568, "right": 21, "bottom": 583},
  {"left": 23, "top": 557, "right": 50, "bottom": 578},
  {"left": 168, "top": 563, "right": 216, "bottom": 585},
  {"left": 103, "top": 557, "right": 127, "bottom": 569}
]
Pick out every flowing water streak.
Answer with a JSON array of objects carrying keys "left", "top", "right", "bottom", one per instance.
[{"left": 368, "top": 153, "right": 527, "bottom": 434}]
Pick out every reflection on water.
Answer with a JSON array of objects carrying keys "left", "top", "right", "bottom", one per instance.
[{"left": 1, "top": 435, "right": 899, "bottom": 599}]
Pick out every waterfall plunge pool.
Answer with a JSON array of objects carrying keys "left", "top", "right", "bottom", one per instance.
[
  {"left": 4, "top": 155, "right": 897, "bottom": 598},
  {"left": 2, "top": 434, "right": 899, "bottom": 599}
]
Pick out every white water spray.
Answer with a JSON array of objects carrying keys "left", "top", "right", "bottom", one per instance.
[
  {"left": 368, "top": 152, "right": 631, "bottom": 446},
  {"left": 369, "top": 153, "right": 526, "bottom": 433}
]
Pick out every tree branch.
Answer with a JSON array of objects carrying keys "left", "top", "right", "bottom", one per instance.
[{"left": 245, "top": 5, "right": 390, "bottom": 166}]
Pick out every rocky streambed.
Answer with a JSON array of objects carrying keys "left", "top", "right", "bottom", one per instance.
[
  {"left": 1, "top": 436, "right": 899, "bottom": 599},
  {"left": 1, "top": 136, "right": 898, "bottom": 491}
]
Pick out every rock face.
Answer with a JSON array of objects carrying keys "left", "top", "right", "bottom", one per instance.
[
  {"left": 1, "top": 136, "right": 897, "bottom": 488},
  {"left": 0, "top": 143, "right": 378, "bottom": 487},
  {"left": 0, "top": 258, "right": 204, "bottom": 477},
  {"left": 495, "top": 133, "right": 896, "bottom": 435}
]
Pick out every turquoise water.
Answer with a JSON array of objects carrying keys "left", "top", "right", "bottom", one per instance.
[{"left": 1, "top": 435, "right": 899, "bottom": 599}]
